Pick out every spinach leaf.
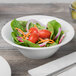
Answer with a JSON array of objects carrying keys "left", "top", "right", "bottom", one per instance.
[
  {"left": 13, "top": 38, "right": 40, "bottom": 47},
  {"left": 48, "top": 20, "right": 61, "bottom": 36},
  {"left": 55, "top": 36, "right": 60, "bottom": 44},
  {"left": 47, "top": 22, "right": 54, "bottom": 39},
  {"left": 28, "top": 22, "right": 34, "bottom": 29},
  {"left": 11, "top": 32, "right": 18, "bottom": 42},
  {"left": 15, "top": 41, "right": 28, "bottom": 46},
  {"left": 11, "top": 19, "right": 26, "bottom": 32},
  {"left": 19, "top": 21, "right": 27, "bottom": 32},
  {"left": 36, "top": 23, "right": 45, "bottom": 30},
  {"left": 19, "top": 21, "right": 27, "bottom": 27},
  {"left": 24, "top": 40, "right": 40, "bottom": 47},
  {"left": 55, "top": 30, "right": 64, "bottom": 44},
  {"left": 28, "top": 22, "right": 45, "bottom": 30},
  {"left": 46, "top": 42, "right": 57, "bottom": 47}
]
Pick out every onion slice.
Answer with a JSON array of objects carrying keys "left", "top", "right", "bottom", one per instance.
[
  {"left": 59, "top": 33, "right": 65, "bottom": 44},
  {"left": 26, "top": 19, "right": 46, "bottom": 32},
  {"left": 17, "top": 36, "right": 23, "bottom": 42},
  {"left": 54, "top": 28, "right": 61, "bottom": 40}
]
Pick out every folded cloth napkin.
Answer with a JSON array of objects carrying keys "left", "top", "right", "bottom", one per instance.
[
  {"left": 58, "top": 66, "right": 76, "bottom": 76},
  {"left": 28, "top": 52, "right": 76, "bottom": 76}
]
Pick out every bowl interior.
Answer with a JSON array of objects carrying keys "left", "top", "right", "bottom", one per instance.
[{"left": 1, "top": 15, "right": 75, "bottom": 49}]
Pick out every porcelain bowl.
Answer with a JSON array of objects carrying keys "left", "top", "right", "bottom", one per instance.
[{"left": 1, "top": 15, "right": 75, "bottom": 59}]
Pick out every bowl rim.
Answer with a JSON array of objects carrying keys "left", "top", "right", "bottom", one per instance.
[{"left": 1, "top": 15, "right": 75, "bottom": 50}]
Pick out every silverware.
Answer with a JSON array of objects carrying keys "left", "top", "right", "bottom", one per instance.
[{"left": 47, "top": 63, "right": 76, "bottom": 76}]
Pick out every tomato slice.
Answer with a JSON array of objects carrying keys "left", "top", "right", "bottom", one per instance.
[
  {"left": 29, "top": 27, "right": 38, "bottom": 34},
  {"left": 39, "top": 29, "right": 51, "bottom": 38},
  {"left": 28, "top": 33, "right": 39, "bottom": 43}
]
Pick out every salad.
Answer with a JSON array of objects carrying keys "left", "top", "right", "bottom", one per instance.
[{"left": 11, "top": 19, "right": 65, "bottom": 47}]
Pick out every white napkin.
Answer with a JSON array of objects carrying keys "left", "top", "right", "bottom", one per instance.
[
  {"left": 28, "top": 52, "right": 76, "bottom": 76},
  {"left": 58, "top": 66, "right": 76, "bottom": 76}
]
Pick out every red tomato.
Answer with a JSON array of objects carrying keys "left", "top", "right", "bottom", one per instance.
[
  {"left": 29, "top": 27, "right": 38, "bottom": 34},
  {"left": 28, "top": 33, "right": 39, "bottom": 43},
  {"left": 39, "top": 29, "right": 51, "bottom": 38}
]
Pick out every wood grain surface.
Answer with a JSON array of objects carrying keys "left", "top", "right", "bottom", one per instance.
[{"left": 0, "top": 4, "right": 76, "bottom": 76}]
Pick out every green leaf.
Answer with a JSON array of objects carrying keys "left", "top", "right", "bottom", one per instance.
[
  {"left": 55, "top": 36, "right": 60, "bottom": 44},
  {"left": 46, "top": 42, "right": 57, "bottom": 47},
  {"left": 11, "top": 19, "right": 26, "bottom": 32},
  {"left": 19, "top": 21, "right": 27, "bottom": 27},
  {"left": 24, "top": 40, "right": 40, "bottom": 47},
  {"left": 36, "top": 23, "right": 45, "bottom": 30},
  {"left": 11, "top": 19, "right": 27, "bottom": 37},
  {"left": 28, "top": 22, "right": 45, "bottom": 30},
  {"left": 48, "top": 20, "right": 61, "bottom": 36},
  {"left": 11, "top": 32, "right": 18, "bottom": 42},
  {"left": 11, "top": 32, "right": 28, "bottom": 46},
  {"left": 61, "top": 30, "right": 64, "bottom": 34},
  {"left": 15, "top": 40, "right": 40, "bottom": 47},
  {"left": 55, "top": 30, "right": 64, "bottom": 44},
  {"left": 59, "top": 30, "right": 65, "bottom": 41},
  {"left": 19, "top": 21, "right": 27, "bottom": 32},
  {"left": 47, "top": 22, "right": 54, "bottom": 39},
  {"left": 28, "top": 22, "right": 34, "bottom": 29},
  {"left": 15, "top": 41, "right": 28, "bottom": 46}
]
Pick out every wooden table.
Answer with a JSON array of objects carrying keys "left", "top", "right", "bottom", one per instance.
[{"left": 0, "top": 3, "right": 76, "bottom": 76}]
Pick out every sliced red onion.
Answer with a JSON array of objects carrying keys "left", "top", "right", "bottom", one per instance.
[
  {"left": 26, "top": 19, "right": 46, "bottom": 32},
  {"left": 17, "top": 36, "right": 23, "bottom": 42},
  {"left": 39, "top": 41, "right": 49, "bottom": 47},
  {"left": 54, "top": 28, "right": 61, "bottom": 40},
  {"left": 17, "top": 36, "right": 29, "bottom": 42},
  {"left": 59, "top": 33, "right": 65, "bottom": 44}
]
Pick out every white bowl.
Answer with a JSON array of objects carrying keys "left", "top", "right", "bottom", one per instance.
[{"left": 1, "top": 15, "right": 75, "bottom": 59}]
